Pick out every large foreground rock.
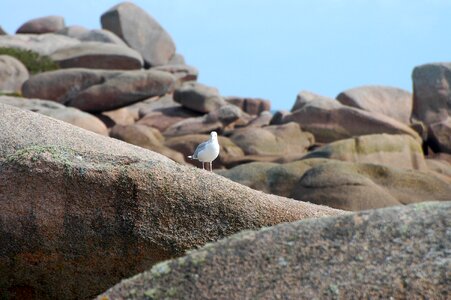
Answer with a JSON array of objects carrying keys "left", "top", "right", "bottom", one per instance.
[
  {"left": 101, "top": 2, "right": 176, "bottom": 67},
  {"left": 336, "top": 85, "right": 412, "bottom": 124},
  {"left": 50, "top": 42, "right": 143, "bottom": 70},
  {"left": 22, "top": 68, "right": 175, "bottom": 112},
  {"left": 0, "top": 104, "right": 341, "bottom": 299},
  {"left": 0, "top": 55, "right": 29, "bottom": 93},
  {"left": 281, "top": 97, "right": 420, "bottom": 143},
  {"left": 98, "top": 202, "right": 450, "bottom": 299},
  {"left": 302, "top": 134, "right": 427, "bottom": 170},
  {"left": 0, "top": 96, "right": 108, "bottom": 135}
]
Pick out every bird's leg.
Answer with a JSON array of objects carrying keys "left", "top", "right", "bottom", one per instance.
[
  {"left": 202, "top": 162, "right": 204, "bottom": 170},
  {"left": 210, "top": 162, "right": 213, "bottom": 171}
]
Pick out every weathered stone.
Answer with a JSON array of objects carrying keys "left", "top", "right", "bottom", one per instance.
[
  {"left": 152, "top": 64, "right": 198, "bottom": 84},
  {"left": 230, "top": 122, "right": 314, "bottom": 156},
  {"left": 16, "top": 16, "right": 65, "bottom": 34},
  {"left": 245, "top": 111, "right": 272, "bottom": 128},
  {"left": 56, "top": 25, "right": 89, "bottom": 39},
  {"left": 282, "top": 98, "right": 420, "bottom": 143},
  {"left": 50, "top": 42, "right": 143, "bottom": 70},
  {"left": 206, "top": 104, "right": 242, "bottom": 126},
  {"left": 174, "top": 82, "right": 226, "bottom": 113},
  {"left": 292, "top": 161, "right": 451, "bottom": 211},
  {"left": 0, "top": 26, "right": 7, "bottom": 35},
  {"left": 0, "top": 104, "right": 341, "bottom": 299},
  {"left": 412, "top": 63, "right": 451, "bottom": 125},
  {"left": 0, "top": 33, "right": 80, "bottom": 56},
  {"left": 98, "top": 108, "right": 136, "bottom": 128},
  {"left": 291, "top": 90, "right": 331, "bottom": 112},
  {"left": 226, "top": 96, "right": 271, "bottom": 115},
  {"left": 101, "top": 2, "right": 176, "bottom": 67},
  {"left": 0, "top": 55, "right": 29, "bottom": 93},
  {"left": 98, "top": 202, "right": 451, "bottom": 300},
  {"left": 336, "top": 85, "right": 412, "bottom": 124},
  {"left": 165, "top": 134, "right": 245, "bottom": 169},
  {"left": 302, "top": 134, "right": 427, "bottom": 170},
  {"left": 138, "top": 106, "right": 200, "bottom": 133},
  {"left": 0, "top": 96, "right": 108, "bottom": 135},
  {"left": 78, "top": 29, "right": 128, "bottom": 46},
  {"left": 163, "top": 115, "right": 222, "bottom": 137},
  {"left": 217, "top": 158, "right": 331, "bottom": 197},
  {"left": 22, "top": 68, "right": 175, "bottom": 112},
  {"left": 428, "top": 118, "right": 451, "bottom": 153},
  {"left": 167, "top": 53, "right": 185, "bottom": 65},
  {"left": 109, "top": 123, "right": 184, "bottom": 163}
]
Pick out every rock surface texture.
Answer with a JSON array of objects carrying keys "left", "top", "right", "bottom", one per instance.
[
  {"left": 0, "top": 104, "right": 341, "bottom": 299},
  {"left": 98, "top": 202, "right": 451, "bottom": 300}
]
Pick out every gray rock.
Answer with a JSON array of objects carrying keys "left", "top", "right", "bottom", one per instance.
[
  {"left": 291, "top": 90, "right": 332, "bottom": 112},
  {"left": 0, "top": 26, "right": 7, "bottom": 35},
  {"left": 337, "top": 85, "right": 413, "bottom": 124},
  {"left": 0, "top": 55, "right": 29, "bottom": 93},
  {"left": 101, "top": 2, "right": 176, "bottom": 67},
  {"left": 78, "top": 29, "right": 128, "bottom": 46},
  {"left": 98, "top": 202, "right": 451, "bottom": 300},
  {"left": 56, "top": 25, "right": 89, "bottom": 39},
  {"left": 412, "top": 63, "right": 451, "bottom": 125},
  {"left": 152, "top": 64, "right": 198, "bottom": 83},
  {"left": 16, "top": 15, "right": 65, "bottom": 34},
  {"left": 50, "top": 42, "right": 143, "bottom": 70},
  {"left": 174, "top": 82, "right": 226, "bottom": 113},
  {"left": 0, "top": 96, "right": 108, "bottom": 135},
  {"left": 0, "top": 33, "right": 80, "bottom": 56},
  {"left": 0, "top": 104, "right": 341, "bottom": 299}
]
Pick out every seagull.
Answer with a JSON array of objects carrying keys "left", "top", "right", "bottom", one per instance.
[{"left": 188, "top": 131, "right": 220, "bottom": 171}]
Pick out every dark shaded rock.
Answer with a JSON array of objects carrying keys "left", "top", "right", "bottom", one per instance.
[
  {"left": 336, "top": 85, "right": 412, "bottom": 124},
  {"left": 412, "top": 63, "right": 451, "bottom": 125},
  {"left": 16, "top": 15, "right": 65, "bottom": 34},
  {"left": 101, "top": 2, "right": 176, "bottom": 67},
  {"left": 50, "top": 42, "right": 143, "bottom": 70},
  {"left": 163, "top": 115, "right": 222, "bottom": 137},
  {"left": 0, "top": 55, "right": 29, "bottom": 93},
  {"left": 226, "top": 96, "right": 271, "bottom": 115},
  {"left": 138, "top": 106, "right": 201, "bottom": 133},
  {"left": 293, "top": 161, "right": 451, "bottom": 211},
  {"left": 0, "top": 26, "right": 7, "bottom": 35},
  {"left": 206, "top": 104, "right": 243, "bottom": 126},
  {"left": 0, "top": 104, "right": 341, "bottom": 299},
  {"left": 174, "top": 82, "right": 226, "bottom": 113},
  {"left": 428, "top": 118, "right": 451, "bottom": 153},
  {"left": 230, "top": 122, "right": 314, "bottom": 156},
  {"left": 98, "top": 108, "right": 136, "bottom": 128},
  {"left": 302, "top": 134, "right": 427, "bottom": 170},
  {"left": 98, "top": 202, "right": 450, "bottom": 300},
  {"left": 0, "top": 96, "right": 108, "bottom": 135}
]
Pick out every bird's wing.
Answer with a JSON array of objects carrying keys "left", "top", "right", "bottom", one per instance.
[{"left": 192, "top": 140, "right": 210, "bottom": 159}]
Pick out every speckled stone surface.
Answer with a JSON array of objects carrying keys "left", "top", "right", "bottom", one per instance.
[
  {"left": 99, "top": 201, "right": 450, "bottom": 300},
  {"left": 0, "top": 104, "right": 342, "bottom": 299}
]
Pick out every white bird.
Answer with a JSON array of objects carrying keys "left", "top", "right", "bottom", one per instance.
[{"left": 188, "top": 131, "right": 220, "bottom": 171}]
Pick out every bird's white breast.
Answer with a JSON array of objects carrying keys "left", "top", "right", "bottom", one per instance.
[{"left": 197, "top": 140, "right": 220, "bottom": 162}]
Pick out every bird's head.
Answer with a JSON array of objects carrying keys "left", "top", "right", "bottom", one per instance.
[{"left": 210, "top": 131, "right": 218, "bottom": 139}]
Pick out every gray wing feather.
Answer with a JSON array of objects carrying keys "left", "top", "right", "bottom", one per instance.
[{"left": 192, "top": 141, "right": 209, "bottom": 159}]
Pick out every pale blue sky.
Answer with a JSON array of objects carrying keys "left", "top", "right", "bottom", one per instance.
[{"left": 2, "top": 0, "right": 451, "bottom": 110}]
